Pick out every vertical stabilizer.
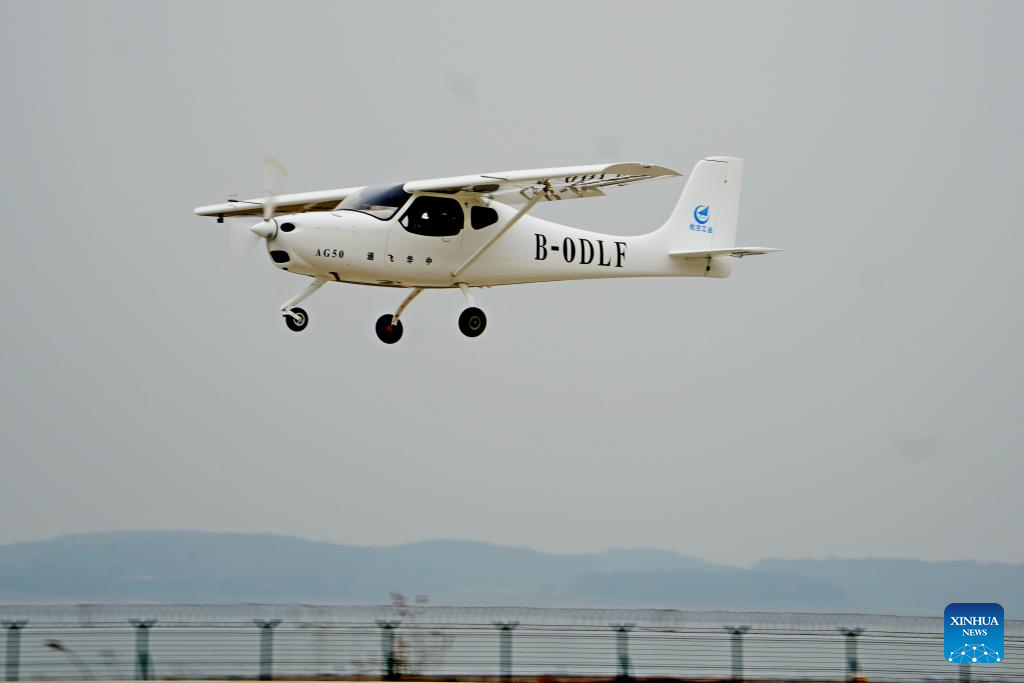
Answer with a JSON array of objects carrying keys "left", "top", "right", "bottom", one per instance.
[{"left": 658, "top": 156, "right": 743, "bottom": 252}]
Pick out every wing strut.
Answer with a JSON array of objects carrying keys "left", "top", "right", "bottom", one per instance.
[{"left": 450, "top": 191, "right": 544, "bottom": 280}]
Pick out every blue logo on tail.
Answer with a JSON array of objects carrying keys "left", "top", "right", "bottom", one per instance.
[{"left": 693, "top": 205, "right": 710, "bottom": 224}]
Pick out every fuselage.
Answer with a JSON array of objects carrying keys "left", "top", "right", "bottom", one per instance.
[{"left": 262, "top": 193, "right": 730, "bottom": 288}]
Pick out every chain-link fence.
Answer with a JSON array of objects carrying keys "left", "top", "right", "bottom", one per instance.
[{"left": 2, "top": 605, "right": 1021, "bottom": 681}]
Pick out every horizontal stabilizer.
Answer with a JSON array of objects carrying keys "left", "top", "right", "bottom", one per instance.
[{"left": 670, "top": 247, "right": 781, "bottom": 259}]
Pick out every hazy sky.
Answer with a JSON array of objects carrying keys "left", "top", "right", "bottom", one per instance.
[{"left": 1, "top": 1, "right": 1021, "bottom": 567}]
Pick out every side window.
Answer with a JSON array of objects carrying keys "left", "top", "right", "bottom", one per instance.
[
  {"left": 399, "top": 196, "right": 463, "bottom": 237},
  {"left": 471, "top": 206, "right": 499, "bottom": 230}
]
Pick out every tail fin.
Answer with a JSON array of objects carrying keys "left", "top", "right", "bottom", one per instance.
[{"left": 658, "top": 156, "right": 743, "bottom": 252}]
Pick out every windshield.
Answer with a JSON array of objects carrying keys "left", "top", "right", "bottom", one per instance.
[{"left": 336, "top": 184, "right": 411, "bottom": 220}]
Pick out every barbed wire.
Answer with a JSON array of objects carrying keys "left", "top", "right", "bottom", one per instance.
[{"left": 3, "top": 603, "right": 1019, "bottom": 632}]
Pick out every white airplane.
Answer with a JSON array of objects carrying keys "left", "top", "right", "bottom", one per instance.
[{"left": 195, "top": 156, "right": 777, "bottom": 343}]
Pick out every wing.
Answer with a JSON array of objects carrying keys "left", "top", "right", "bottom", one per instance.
[
  {"left": 403, "top": 162, "right": 680, "bottom": 203},
  {"left": 193, "top": 186, "right": 363, "bottom": 219},
  {"left": 194, "top": 161, "right": 679, "bottom": 219}
]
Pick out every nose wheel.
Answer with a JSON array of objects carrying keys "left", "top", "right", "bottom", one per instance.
[
  {"left": 375, "top": 315, "right": 404, "bottom": 344},
  {"left": 284, "top": 307, "right": 308, "bottom": 332},
  {"left": 279, "top": 277, "right": 326, "bottom": 333},
  {"left": 458, "top": 307, "right": 487, "bottom": 337}
]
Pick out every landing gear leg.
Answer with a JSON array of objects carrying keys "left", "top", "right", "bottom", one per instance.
[
  {"left": 456, "top": 283, "right": 487, "bottom": 338},
  {"left": 281, "top": 276, "right": 327, "bottom": 332},
  {"left": 375, "top": 287, "right": 423, "bottom": 344}
]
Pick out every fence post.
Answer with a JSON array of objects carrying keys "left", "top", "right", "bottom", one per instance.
[
  {"left": 254, "top": 619, "right": 282, "bottom": 680},
  {"left": 129, "top": 619, "right": 157, "bottom": 681},
  {"left": 3, "top": 621, "right": 27, "bottom": 682},
  {"left": 377, "top": 620, "right": 401, "bottom": 681},
  {"left": 494, "top": 622, "right": 518, "bottom": 682},
  {"left": 840, "top": 628, "right": 863, "bottom": 681},
  {"left": 612, "top": 624, "right": 633, "bottom": 680},
  {"left": 725, "top": 626, "right": 749, "bottom": 682}
]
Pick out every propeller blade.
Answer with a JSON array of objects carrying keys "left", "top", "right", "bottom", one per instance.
[
  {"left": 222, "top": 216, "right": 262, "bottom": 270},
  {"left": 242, "top": 229, "right": 262, "bottom": 258},
  {"left": 261, "top": 155, "right": 288, "bottom": 221}
]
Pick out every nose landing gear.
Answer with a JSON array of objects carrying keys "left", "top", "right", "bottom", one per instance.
[
  {"left": 284, "top": 307, "right": 309, "bottom": 332},
  {"left": 280, "top": 276, "right": 327, "bottom": 333}
]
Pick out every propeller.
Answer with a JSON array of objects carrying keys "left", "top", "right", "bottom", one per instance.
[
  {"left": 260, "top": 155, "right": 288, "bottom": 221},
  {"left": 250, "top": 155, "right": 288, "bottom": 239},
  {"left": 223, "top": 156, "right": 289, "bottom": 267}
]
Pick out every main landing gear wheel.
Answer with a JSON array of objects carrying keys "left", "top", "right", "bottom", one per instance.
[
  {"left": 458, "top": 307, "right": 487, "bottom": 338},
  {"left": 375, "top": 314, "right": 404, "bottom": 344},
  {"left": 284, "top": 307, "right": 308, "bottom": 332}
]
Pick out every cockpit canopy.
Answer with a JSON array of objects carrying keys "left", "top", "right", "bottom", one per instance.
[{"left": 335, "top": 184, "right": 411, "bottom": 220}]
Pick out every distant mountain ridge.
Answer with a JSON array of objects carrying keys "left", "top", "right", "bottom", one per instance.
[{"left": 0, "top": 531, "right": 1020, "bottom": 615}]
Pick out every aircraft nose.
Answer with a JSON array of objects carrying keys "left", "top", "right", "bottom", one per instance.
[{"left": 251, "top": 219, "right": 276, "bottom": 239}]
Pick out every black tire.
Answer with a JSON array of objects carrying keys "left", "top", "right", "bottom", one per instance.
[
  {"left": 375, "top": 314, "right": 404, "bottom": 344},
  {"left": 458, "top": 307, "right": 487, "bottom": 338},
  {"left": 284, "top": 307, "right": 309, "bottom": 332}
]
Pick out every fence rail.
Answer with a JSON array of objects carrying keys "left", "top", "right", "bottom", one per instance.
[{"left": 2, "top": 605, "right": 1021, "bottom": 682}]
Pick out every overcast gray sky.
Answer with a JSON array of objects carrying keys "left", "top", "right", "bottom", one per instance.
[{"left": 0, "top": 1, "right": 1021, "bottom": 567}]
